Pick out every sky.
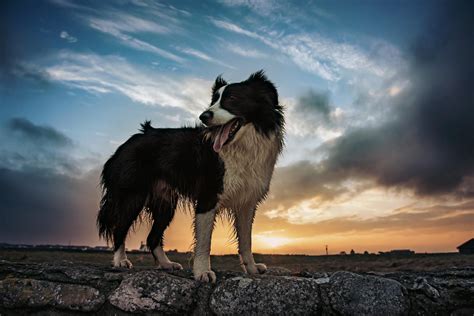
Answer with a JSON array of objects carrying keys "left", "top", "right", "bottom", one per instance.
[{"left": 1, "top": 0, "right": 473, "bottom": 255}]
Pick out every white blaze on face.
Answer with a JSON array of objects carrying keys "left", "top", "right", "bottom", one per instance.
[{"left": 208, "top": 85, "right": 236, "bottom": 125}]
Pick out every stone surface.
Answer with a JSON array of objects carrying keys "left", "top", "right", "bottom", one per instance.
[
  {"left": 327, "top": 271, "right": 409, "bottom": 316},
  {"left": 0, "top": 277, "right": 104, "bottom": 312},
  {"left": 0, "top": 261, "right": 473, "bottom": 315},
  {"left": 109, "top": 270, "right": 198, "bottom": 313},
  {"left": 210, "top": 275, "right": 320, "bottom": 315}
]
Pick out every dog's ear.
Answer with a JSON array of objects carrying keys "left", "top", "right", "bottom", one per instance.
[
  {"left": 246, "top": 69, "right": 267, "bottom": 82},
  {"left": 246, "top": 70, "right": 279, "bottom": 107},
  {"left": 212, "top": 75, "right": 227, "bottom": 95}
]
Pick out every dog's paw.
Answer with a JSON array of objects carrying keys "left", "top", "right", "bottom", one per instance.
[
  {"left": 255, "top": 263, "right": 267, "bottom": 274},
  {"left": 245, "top": 263, "right": 267, "bottom": 274},
  {"left": 194, "top": 270, "right": 216, "bottom": 283},
  {"left": 115, "top": 259, "right": 133, "bottom": 269},
  {"left": 158, "top": 261, "right": 183, "bottom": 270}
]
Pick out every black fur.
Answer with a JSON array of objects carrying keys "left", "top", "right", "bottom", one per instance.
[
  {"left": 98, "top": 127, "right": 224, "bottom": 250},
  {"left": 97, "top": 70, "right": 284, "bottom": 253},
  {"left": 216, "top": 70, "right": 284, "bottom": 135}
]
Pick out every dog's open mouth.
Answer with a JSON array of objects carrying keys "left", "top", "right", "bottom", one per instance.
[{"left": 213, "top": 118, "right": 243, "bottom": 152}]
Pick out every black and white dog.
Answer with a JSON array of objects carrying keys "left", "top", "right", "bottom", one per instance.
[{"left": 97, "top": 71, "right": 284, "bottom": 282}]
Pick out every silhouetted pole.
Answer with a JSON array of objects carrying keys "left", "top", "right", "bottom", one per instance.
[{"left": 326, "top": 245, "right": 328, "bottom": 256}]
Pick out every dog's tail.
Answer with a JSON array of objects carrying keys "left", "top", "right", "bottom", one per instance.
[
  {"left": 97, "top": 191, "right": 114, "bottom": 243},
  {"left": 97, "top": 158, "right": 115, "bottom": 243}
]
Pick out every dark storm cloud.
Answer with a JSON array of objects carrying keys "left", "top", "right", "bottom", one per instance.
[
  {"left": 297, "top": 89, "right": 331, "bottom": 118},
  {"left": 8, "top": 62, "right": 51, "bottom": 86},
  {"left": 7, "top": 118, "right": 73, "bottom": 148},
  {"left": 264, "top": 161, "right": 367, "bottom": 211},
  {"left": 0, "top": 119, "right": 102, "bottom": 245},
  {"left": 0, "top": 167, "right": 101, "bottom": 245},
  {"left": 324, "top": 0, "right": 474, "bottom": 196},
  {"left": 269, "top": 1, "right": 474, "bottom": 204}
]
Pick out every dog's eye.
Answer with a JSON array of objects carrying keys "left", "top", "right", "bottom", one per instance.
[{"left": 229, "top": 96, "right": 237, "bottom": 101}]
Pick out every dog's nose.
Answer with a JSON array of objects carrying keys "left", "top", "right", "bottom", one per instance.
[{"left": 199, "top": 111, "right": 213, "bottom": 124}]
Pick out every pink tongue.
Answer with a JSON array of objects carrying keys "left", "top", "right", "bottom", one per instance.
[{"left": 213, "top": 121, "right": 234, "bottom": 152}]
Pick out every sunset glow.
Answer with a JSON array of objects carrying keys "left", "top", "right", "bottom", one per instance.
[{"left": 1, "top": 0, "right": 472, "bottom": 255}]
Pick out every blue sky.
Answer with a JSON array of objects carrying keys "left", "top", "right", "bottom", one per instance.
[
  {"left": 2, "top": 0, "right": 421, "bottom": 158},
  {"left": 1, "top": 0, "right": 473, "bottom": 253}
]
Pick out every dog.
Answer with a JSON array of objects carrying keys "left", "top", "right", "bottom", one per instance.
[{"left": 97, "top": 70, "right": 284, "bottom": 282}]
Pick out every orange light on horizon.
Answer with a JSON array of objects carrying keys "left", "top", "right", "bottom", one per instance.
[{"left": 255, "top": 235, "right": 292, "bottom": 249}]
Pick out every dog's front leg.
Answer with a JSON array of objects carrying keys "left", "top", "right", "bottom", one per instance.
[
  {"left": 235, "top": 207, "right": 267, "bottom": 274},
  {"left": 193, "top": 208, "right": 217, "bottom": 283}
]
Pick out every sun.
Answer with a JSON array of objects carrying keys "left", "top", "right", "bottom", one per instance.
[{"left": 256, "top": 235, "right": 292, "bottom": 249}]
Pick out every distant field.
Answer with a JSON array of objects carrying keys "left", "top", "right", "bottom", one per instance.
[{"left": 1, "top": 249, "right": 473, "bottom": 272}]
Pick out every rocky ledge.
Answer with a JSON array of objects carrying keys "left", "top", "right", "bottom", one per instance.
[{"left": 0, "top": 261, "right": 473, "bottom": 315}]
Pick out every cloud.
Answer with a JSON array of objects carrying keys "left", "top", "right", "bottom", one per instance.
[
  {"left": 7, "top": 117, "right": 73, "bottom": 148},
  {"left": 288, "top": 199, "right": 474, "bottom": 235},
  {"left": 226, "top": 43, "right": 267, "bottom": 58},
  {"left": 283, "top": 92, "right": 344, "bottom": 140},
  {"left": 264, "top": 161, "right": 366, "bottom": 214},
  {"left": 217, "top": 0, "right": 278, "bottom": 16},
  {"left": 53, "top": 1, "right": 191, "bottom": 63},
  {"left": 253, "top": 198, "right": 474, "bottom": 254},
  {"left": 218, "top": 0, "right": 335, "bottom": 23},
  {"left": 297, "top": 89, "right": 331, "bottom": 117},
  {"left": 264, "top": 1, "right": 474, "bottom": 222},
  {"left": 87, "top": 12, "right": 171, "bottom": 34},
  {"left": 86, "top": 14, "right": 184, "bottom": 63},
  {"left": 210, "top": 18, "right": 402, "bottom": 81},
  {"left": 7, "top": 62, "right": 51, "bottom": 86},
  {"left": 176, "top": 47, "right": 235, "bottom": 69},
  {"left": 0, "top": 118, "right": 103, "bottom": 245},
  {"left": 317, "top": 1, "right": 474, "bottom": 197},
  {"left": 277, "top": 34, "right": 400, "bottom": 81},
  {"left": 0, "top": 117, "right": 97, "bottom": 175},
  {"left": 210, "top": 18, "right": 262, "bottom": 40},
  {"left": 45, "top": 51, "right": 211, "bottom": 115},
  {"left": 0, "top": 167, "right": 101, "bottom": 246},
  {"left": 59, "top": 30, "right": 77, "bottom": 43}
]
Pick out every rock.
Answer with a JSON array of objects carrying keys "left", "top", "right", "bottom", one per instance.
[
  {"left": 0, "top": 278, "right": 104, "bottom": 312},
  {"left": 265, "top": 266, "right": 293, "bottom": 276},
  {"left": 413, "top": 277, "right": 440, "bottom": 299},
  {"left": 210, "top": 275, "right": 320, "bottom": 315},
  {"left": 328, "top": 271, "right": 409, "bottom": 316},
  {"left": 0, "top": 261, "right": 472, "bottom": 315},
  {"left": 109, "top": 270, "right": 198, "bottom": 313}
]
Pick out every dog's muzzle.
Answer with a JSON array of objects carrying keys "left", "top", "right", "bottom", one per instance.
[{"left": 199, "top": 111, "right": 213, "bottom": 125}]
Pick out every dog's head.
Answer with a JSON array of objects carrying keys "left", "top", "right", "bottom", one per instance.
[{"left": 200, "top": 70, "right": 284, "bottom": 152}]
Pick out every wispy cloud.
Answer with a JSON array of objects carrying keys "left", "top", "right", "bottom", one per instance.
[
  {"left": 87, "top": 12, "right": 171, "bottom": 34},
  {"left": 210, "top": 18, "right": 262, "bottom": 40},
  {"left": 45, "top": 52, "right": 210, "bottom": 115},
  {"left": 52, "top": 0, "right": 188, "bottom": 63},
  {"left": 226, "top": 43, "right": 267, "bottom": 58},
  {"left": 176, "top": 47, "right": 235, "bottom": 69},
  {"left": 86, "top": 14, "right": 184, "bottom": 63},
  {"left": 59, "top": 31, "right": 77, "bottom": 43},
  {"left": 210, "top": 18, "right": 403, "bottom": 81},
  {"left": 217, "top": 0, "right": 278, "bottom": 16}
]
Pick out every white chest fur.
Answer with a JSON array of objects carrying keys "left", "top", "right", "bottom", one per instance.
[{"left": 218, "top": 125, "right": 281, "bottom": 211}]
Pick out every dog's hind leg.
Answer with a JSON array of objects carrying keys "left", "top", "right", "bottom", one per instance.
[
  {"left": 146, "top": 194, "right": 182, "bottom": 270},
  {"left": 112, "top": 192, "right": 147, "bottom": 268},
  {"left": 234, "top": 206, "right": 267, "bottom": 274}
]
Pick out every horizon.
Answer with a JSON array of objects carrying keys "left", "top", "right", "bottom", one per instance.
[
  {"left": 1, "top": 0, "right": 473, "bottom": 256},
  {"left": 0, "top": 241, "right": 465, "bottom": 256}
]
